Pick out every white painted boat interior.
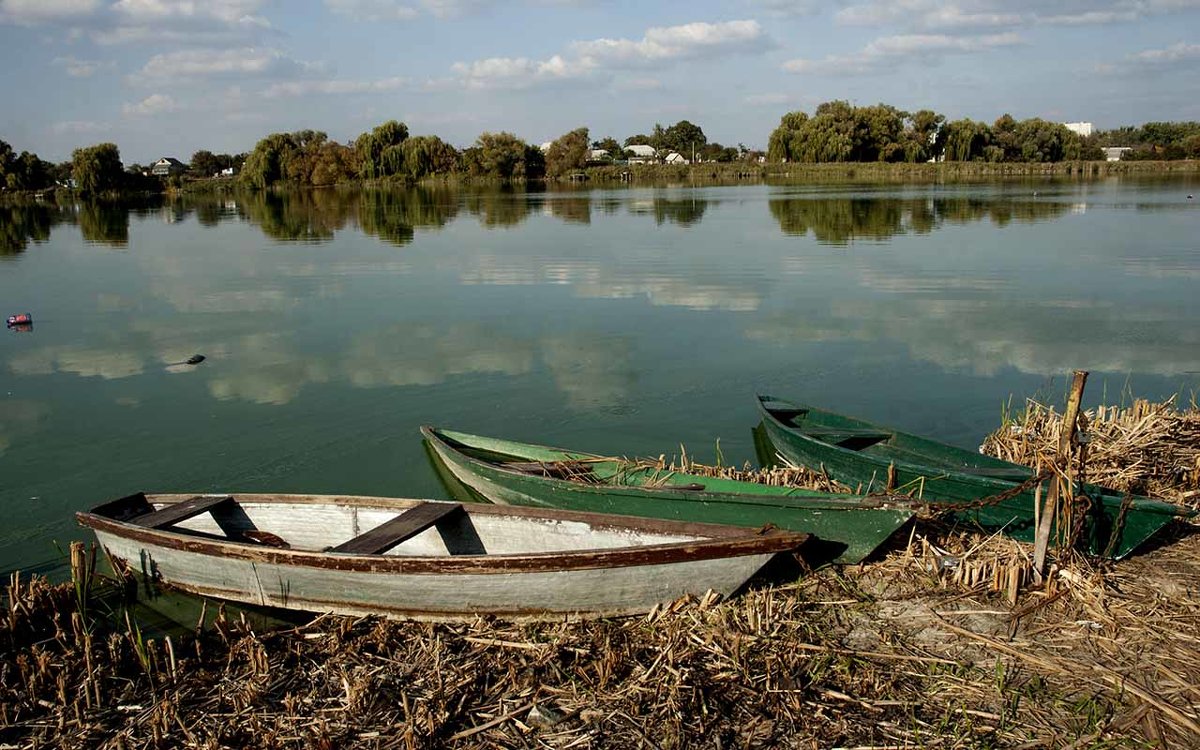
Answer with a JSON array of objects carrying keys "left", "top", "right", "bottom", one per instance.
[{"left": 166, "top": 498, "right": 698, "bottom": 556}]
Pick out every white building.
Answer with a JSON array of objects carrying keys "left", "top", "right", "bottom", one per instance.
[
  {"left": 625, "top": 144, "right": 657, "bottom": 163},
  {"left": 1103, "top": 147, "right": 1133, "bottom": 162},
  {"left": 663, "top": 152, "right": 688, "bottom": 164},
  {"left": 588, "top": 148, "right": 610, "bottom": 161},
  {"left": 1063, "top": 122, "right": 1094, "bottom": 137}
]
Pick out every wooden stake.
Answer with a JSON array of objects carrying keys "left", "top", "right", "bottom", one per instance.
[{"left": 1033, "top": 371, "right": 1088, "bottom": 574}]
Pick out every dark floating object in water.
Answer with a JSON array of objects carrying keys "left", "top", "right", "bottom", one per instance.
[
  {"left": 1189, "top": 195, "right": 1194, "bottom": 200},
  {"left": 6, "top": 313, "right": 32, "bottom": 328},
  {"left": 166, "top": 354, "right": 206, "bottom": 367}
]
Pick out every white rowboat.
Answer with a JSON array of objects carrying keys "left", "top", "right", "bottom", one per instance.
[{"left": 77, "top": 493, "right": 809, "bottom": 620}]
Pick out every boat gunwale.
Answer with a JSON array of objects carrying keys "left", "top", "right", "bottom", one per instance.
[
  {"left": 422, "top": 425, "right": 920, "bottom": 513},
  {"left": 76, "top": 493, "right": 810, "bottom": 575}
]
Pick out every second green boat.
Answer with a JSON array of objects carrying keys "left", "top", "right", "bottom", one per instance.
[
  {"left": 421, "top": 426, "right": 917, "bottom": 565},
  {"left": 755, "top": 394, "right": 1190, "bottom": 559}
]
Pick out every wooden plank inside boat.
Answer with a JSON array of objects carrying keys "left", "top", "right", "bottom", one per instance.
[
  {"left": 133, "top": 495, "right": 234, "bottom": 529},
  {"left": 331, "top": 502, "right": 464, "bottom": 555}
]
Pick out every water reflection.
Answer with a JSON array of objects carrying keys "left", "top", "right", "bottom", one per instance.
[
  {"left": 0, "top": 400, "right": 51, "bottom": 455},
  {"left": 768, "top": 197, "right": 1072, "bottom": 244},
  {"left": 463, "top": 189, "right": 531, "bottom": 228},
  {"left": 747, "top": 295, "right": 1200, "bottom": 377},
  {"left": 356, "top": 187, "right": 459, "bottom": 246},
  {"left": 238, "top": 191, "right": 356, "bottom": 243},
  {"left": 78, "top": 202, "right": 130, "bottom": 247},
  {"left": 0, "top": 202, "right": 66, "bottom": 255},
  {"left": 629, "top": 196, "right": 709, "bottom": 227}
]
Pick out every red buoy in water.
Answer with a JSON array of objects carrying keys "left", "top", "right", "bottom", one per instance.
[{"left": 6, "top": 313, "right": 32, "bottom": 328}]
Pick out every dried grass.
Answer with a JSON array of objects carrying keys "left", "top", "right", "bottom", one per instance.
[
  {"left": 4, "top": 401, "right": 1200, "bottom": 748},
  {"left": 981, "top": 396, "right": 1200, "bottom": 511}
]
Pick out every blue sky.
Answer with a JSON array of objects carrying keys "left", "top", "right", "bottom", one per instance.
[{"left": 2, "top": 0, "right": 1198, "bottom": 163}]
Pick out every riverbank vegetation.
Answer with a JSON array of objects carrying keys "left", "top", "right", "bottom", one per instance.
[
  {"left": 2, "top": 104, "right": 1199, "bottom": 200},
  {"left": 3, "top": 397, "right": 1199, "bottom": 747}
]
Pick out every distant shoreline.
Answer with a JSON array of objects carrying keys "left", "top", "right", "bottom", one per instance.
[{"left": 2, "top": 159, "right": 1196, "bottom": 204}]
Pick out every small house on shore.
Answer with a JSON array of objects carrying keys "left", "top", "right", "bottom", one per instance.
[
  {"left": 151, "top": 157, "right": 186, "bottom": 176},
  {"left": 663, "top": 152, "right": 689, "bottom": 165}
]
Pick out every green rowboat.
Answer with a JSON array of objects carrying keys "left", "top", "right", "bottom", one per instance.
[
  {"left": 756, "top": 394, "right": 1190, "bottom": 559},
  {"left": 421, "top": 426, "right": 917, "bottom": 565}
]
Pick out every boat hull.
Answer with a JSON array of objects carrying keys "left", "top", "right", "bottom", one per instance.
[
  {"left": 423, "top": 427, "right": 916, "bottom": 565},
  {"left": 80, "top": 494, "right": 803, "bottom": 621},
  {"left": 756, "top": 395, "right": 1185, "bottom": 559}
]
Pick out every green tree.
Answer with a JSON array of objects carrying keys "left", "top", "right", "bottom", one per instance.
[
  {"left": 657, "top": 120, "right": 707, "bottom": 157},
  {"left": 1, "top": 144, "right": 52, "bottom": 191},
  {"left": 593, "top": 136, "right": 622, "bottom": 157},
  {"left": 71, "top": 143, "right": 124, "bottom": 194},
  {"left": 903, "top": 109, "right": 945, "bottom": 162},
  {"left": 941, "top": 119, "right": 992, "bottom": 161},
  {"left": 241, "top": 132, "right": 296, "bottom": 188},
  {"left": 400, "top": 135, "right": 460, "bottom": 179},
  {"left": 768, "top": 111, "right": 809, "bottom": 162},
  {"left": 545, "top": 127, "right": 590, "bottom": 177},
  {"left": 355, "top": 120, "right": 409, "bottom": 180},
  {"left": 190, "top": 150, "right": 221, "bottom": 177},
  {"left": 463, "top": 132, "right": 544, "bottom": 180}
]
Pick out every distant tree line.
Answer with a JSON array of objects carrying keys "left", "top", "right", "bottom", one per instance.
[
  {"left": 768, "top": 101, "right": 1108, "bottom": 164},
  {"left": 5, "top": 109, "right": 1199, "bottom": 197},
  {"left": 1092, "top": 122, "right": 1200, "bottom": 160}
]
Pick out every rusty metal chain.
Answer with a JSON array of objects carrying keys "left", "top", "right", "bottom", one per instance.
[{"left": 922, "top": 465, "right": 1058, "bottom": 513}]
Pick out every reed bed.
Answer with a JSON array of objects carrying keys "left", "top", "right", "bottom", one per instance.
[
  {"left": 629, "top": 452, "right": 854, "bottom": 494},
  {"left": 981, "top": 397, "right": 1200, "bottom": 510},
  {"left": 5, "top": 400, "right": 1200, "bottom": 748},
  {"left": 5, "top": 528, "right": 1200, "bottom": 748}
]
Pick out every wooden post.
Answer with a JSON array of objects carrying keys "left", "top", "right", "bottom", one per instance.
[{"left": 1032, "top": 370, "right": 1088, "bottom": 574}]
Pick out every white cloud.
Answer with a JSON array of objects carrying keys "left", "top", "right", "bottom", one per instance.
[
  {"left": 572, "top": 20, "right": 768, "bottom": 68},
  {"left": 451, "top": 54, "right": 588, "bottom": 89},
  {"left": 323, "top": 0, "right": 489, "bottom": 21},
  {"left": 52, "top": 55, "right": 112, "bottom": 77},
  {"left": 137, "top": 47, "right": 318, "bottom": 81},
  {"left": 111, "top": 0, "right": 269, "bottom": 26},
  {"left": 749, "top": 0, "right": 823, "bottom": 17},
  {"left": 51, "top": 119, "right": 109, "bottom": 134},
  {"left": 784, "top": 32, "right": 1021, "bottom": 75},
  {"left": 744, "top": 92, "right": 791, "bottom": 105},
  {"left": 263, "top": 76, "right": 409, "bottom": 97},
  {"left": 122, "top": 93, "right": 180, "bottom": 116},
  {"left": 325, "top": 0, "right": 418, "bottom": 20},
  {"left": 835, "top": 0, "right": 1200, "bottom": 31},
  {"left": 612, "top": 77, "right": 663, "bottom": 91},
  {"left": 450, "top": 19, "right": 770, "bottom": 90},
  {"left": 0, "top": 0, "right": 100, "bottom": 24},
  {"left": 1129, "top": 40, "right": 1200, "bottom": 65}
]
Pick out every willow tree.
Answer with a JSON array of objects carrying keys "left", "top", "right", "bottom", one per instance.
[
  {"left": 355, "top": 120, "right": 409, "bottom": 180},
  {"left": 397, "top": 136, "right": 458, "bottom": 180},
  {"left": 71, "top": 143, "right": 124, "bottom": 194}
]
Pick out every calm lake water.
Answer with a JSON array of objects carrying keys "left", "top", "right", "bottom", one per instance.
[{"left": 2, "top": 176, "right": 1199, "bottom": 574}]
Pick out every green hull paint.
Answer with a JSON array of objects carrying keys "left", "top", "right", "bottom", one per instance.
[
  {"left": 756, "top": 395, "right": 1189, "bottom": 559},
  {"left": 421, "top": 427, "right": 916, "bottom": 565}
]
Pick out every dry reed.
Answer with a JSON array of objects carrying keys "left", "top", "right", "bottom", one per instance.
[
  {"left": 981, "top": 396, "right": 1200, "bottom": 511},
  {"left": 5, "top": 399, "right": 1200, "bottom": 748}
]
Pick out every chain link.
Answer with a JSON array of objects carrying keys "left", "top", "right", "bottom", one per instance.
[{"left": 920, "top": 465, "right": 1058, "bottom": 513}]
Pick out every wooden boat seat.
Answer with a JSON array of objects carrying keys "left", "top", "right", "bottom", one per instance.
[
  {"left": 331, "top": 502, "right": 464, "bottom": 555},
  {"left": 132, "top": 495, "right": 235, "bottom": 529},
  {"left": 806, "top": 429, "right": 893, "bottom": 450}
]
